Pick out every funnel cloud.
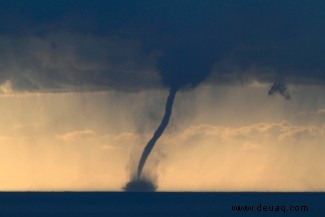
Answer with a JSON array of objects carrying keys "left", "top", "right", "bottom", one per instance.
[
  {"left": 125, "top": 87, "right": 177, "bottom": 191},
  {"left": 137, "top": 87, "right": 177, "bottom": 179}
]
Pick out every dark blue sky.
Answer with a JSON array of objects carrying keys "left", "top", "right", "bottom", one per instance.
[{"left": 0, "top": 0, "right": 324, "bottom": 92}]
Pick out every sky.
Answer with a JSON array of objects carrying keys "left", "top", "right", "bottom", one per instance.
[{"left": 0, "top": 0, "right": 324, "bottom": 191}]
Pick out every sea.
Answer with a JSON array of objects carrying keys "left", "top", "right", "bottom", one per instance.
[{"left": 0, "top": 192, "right": 323, "bottom": 217}]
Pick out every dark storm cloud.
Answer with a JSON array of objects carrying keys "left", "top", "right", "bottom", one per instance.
[
  {"left": 0, "top": 0, "right": 324, "bottom": 92},
  {"left": 0, "top": 33, "right": 160, "bottom": 92}
]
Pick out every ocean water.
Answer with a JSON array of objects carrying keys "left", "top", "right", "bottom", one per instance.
[{"left": 0, "top": 192, "right": 323, "bottom": 217}]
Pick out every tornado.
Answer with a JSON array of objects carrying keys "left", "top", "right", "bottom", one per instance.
[
  {"left": 137, "top": 87, "right": 178, "bottom": 179},
  {"left": 125, "top": 28, "right": 217, "bottom": 191}
]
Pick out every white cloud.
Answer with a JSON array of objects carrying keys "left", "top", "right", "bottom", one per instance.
[
  {"left": 295, "top": 108, "right": 325, "bottom": 117},
  {"left": 0, "top": 136, "right": 15, "bottom": 142},
  {"left": 56, "top": 130, "right": 96, "bottom": 142},
  {"left": 0, "top": 80, "right": 14, "bottom": 94},
  {"left": 316, "top": 109, "right": 325, "bottom": 115}
]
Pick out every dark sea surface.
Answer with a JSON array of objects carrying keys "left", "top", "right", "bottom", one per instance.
[{"left": 0, "top": 192, "right": 323, "bottom": 217}]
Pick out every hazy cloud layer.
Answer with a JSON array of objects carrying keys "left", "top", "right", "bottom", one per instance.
[
  {"left": 0, "top": 87, "right": 324, "bottom": 190},
  {"left": 0, "top": 0, "right": 324, "bottom": 92}
]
